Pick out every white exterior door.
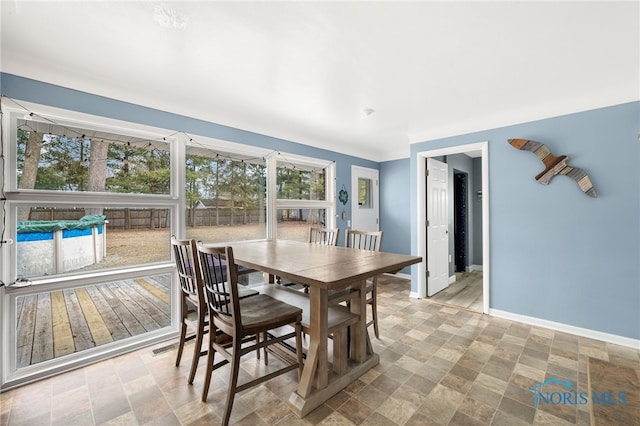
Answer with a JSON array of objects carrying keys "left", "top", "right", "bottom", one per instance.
[
  {"left": 351, "top": 166, "right": 379, "bottom": 232},
  {"left": 426, "top": 158, "right": 449, "bottom": 296}
]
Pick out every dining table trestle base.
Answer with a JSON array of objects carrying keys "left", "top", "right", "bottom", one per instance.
[
  {"left": 287, "top": 353, "right": 380, "bottom": 417},
  {"left": 206, "top": 239, "right": 421, "bottom": 419}
]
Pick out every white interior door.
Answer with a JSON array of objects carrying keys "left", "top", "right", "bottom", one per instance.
[
  {"left": 351, "top": 166, "right": 379, "bottom": 232},
  {"left": 426, "top": 158, "right": 449, "bottom": 296}
]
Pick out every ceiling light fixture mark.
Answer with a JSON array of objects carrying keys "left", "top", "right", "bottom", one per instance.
[{"left": 153, "top": 4, "right": 188, "bottom": 30}]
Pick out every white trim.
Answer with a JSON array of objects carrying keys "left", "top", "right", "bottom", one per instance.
[
  {"left": 469, "top": 264, "right": 483, "bottom": 272},
  {"left": 185, "top": 132, "right": 272, "bottom": 161},
  {"left": 490, "top": 309, "right": 640, "bottom": 350},
  {"left": 266, "top": 155, "right": 277, "bottom": 240},
  {"left": 415, "top": 141, "right": 490, "bottom": 313},
  {"left": 448, "top": 274, "right": 456, "bottom": 285},
  {"left": 276, "top": 199, "right": 335, "bottom": 209},
  {"left": 384, "top": 272, "right": 411, "bottom": 281}
]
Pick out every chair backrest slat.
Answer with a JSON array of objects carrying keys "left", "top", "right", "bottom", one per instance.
[
  {"left": 171, "top": 237, "right": 203, "bottom": 299},
  {"left": 197, "top": 244, "right": 241, "bottom": 331},
  {"left": 345, "top": 229, "right": 383, "bottom": 252},
  {"left": 309, "top": 226, "right": 340, "bottom": 246}
]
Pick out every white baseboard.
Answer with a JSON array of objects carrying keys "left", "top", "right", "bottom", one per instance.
[
  {"left": 469, "top": 264, "right": 483, "bottom": 272},
  {"left": 490, "top": 309, "right": 640, "bottom": 350},
  {"left": 385, "top": 272, "right": 411, "bottom": 280},
  {"left": 448, "top": 275, "right": 456, "bottom": 284}
]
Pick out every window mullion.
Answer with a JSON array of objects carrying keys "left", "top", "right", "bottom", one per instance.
[{"left": 266, "top": 155, "right": 277, "bottom": 240}]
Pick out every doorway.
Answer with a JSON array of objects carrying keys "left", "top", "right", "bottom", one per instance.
[
  {"left": 454, "top": 172, "right": 468, "bottom": 273},
  {"left": 416, "top": 142, "right": 490, "bottom": 313}
]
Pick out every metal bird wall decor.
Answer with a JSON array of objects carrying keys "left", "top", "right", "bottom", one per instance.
[{"left": 508, "top": 138, "right": 597, "bottom": 198}]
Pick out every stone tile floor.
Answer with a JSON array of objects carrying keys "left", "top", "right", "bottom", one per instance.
[{"left": 1, "top": 276, "right": 639, "bottom": 425}]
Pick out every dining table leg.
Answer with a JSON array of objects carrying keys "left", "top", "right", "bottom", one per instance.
[
  {"left": 349, "top": 280, "right": 368, "bottom": 363},
  {"left": 297, "top": 286, "right": 329, "bottom": 397}
]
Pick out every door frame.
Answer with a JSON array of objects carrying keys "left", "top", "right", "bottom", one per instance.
[{"left": 415, "top": 141, "right": 490, "bottom": 313}]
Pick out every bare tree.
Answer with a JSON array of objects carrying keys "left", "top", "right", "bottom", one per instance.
[
  {"left": 85, "top": 139, "right": 109, "bottom": 216},
  {"left": 18, "top": 130, "right": 43, "bottom": 220}
]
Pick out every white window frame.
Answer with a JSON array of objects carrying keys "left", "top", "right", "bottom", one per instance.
[
  {"left": 1, "top": 100, "right": 181, "bottom": 389},
  {"left": 180, "top": 135, "right": 272, "bottom": 240},
  {"left": 0, "top": 100, "right": 337, "bottom": 389},
  {"left": 267, "top": 152, "right": 336, "bottom": 239}
]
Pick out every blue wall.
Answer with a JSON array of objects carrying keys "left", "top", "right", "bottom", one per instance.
[
  {"left": 379, "top": 159, "right": 411, "bottom": 265},
  {"left": 472, "top": 157, "right": 483, "bottom": 266},
  {"left": 4, "top": 73, "right": 639, "bottom": 341},
  {"left": 0, "top": 73, "right": 377, "bottom": 237},
  {"left": 409, "top": 102, "right": 640, "bottom": 340}
]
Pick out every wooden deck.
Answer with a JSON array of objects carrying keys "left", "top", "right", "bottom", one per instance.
[{"left": 16, "top": 275, "right": 171, "bottom": 367}]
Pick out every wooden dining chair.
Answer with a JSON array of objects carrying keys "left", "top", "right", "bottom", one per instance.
[
  {"left": 342, "top": 229, "right": 383, "bottom": 339},
  {"left": 309, "top": 226, "right": 340, "bottom": 246},
  {"left": 197, "top": 243, "right": 303, "bottom": 425},
  {"left": 171, "top": 237, "right": 209, "bottom": 385},
  {"left": 171, "top": 237, "right": 258, "bottom": 385}
]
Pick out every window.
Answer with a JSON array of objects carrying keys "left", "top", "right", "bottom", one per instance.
[
  {"left": 2, "top": 101, "right": 178, "bottom": 385},
  {"left": 15, "top": 205, "right": 171, "bottom": 279},
  {"left": 276, "top": 208, "right": 328, "bottom": 241},
  {"left": 184, "top": 142, "right": 267, "bottom": 242},
  {"left": 0, "top": 100, "right": 337, "bottom": 388},
  {"left": 16, "top": 118, "right": 170, "bottom": 194},
  {"left": 358, "top": 177, "right": 372, "bottom": 208},
  {"left": 14, "top": 273, "right": 171, "bottom": 368},
  {"left": 277, "top": 162, "right": 326, "bottom": 201},
  {"left": 274, "top": 154, "right": 335, "bottom": 241}
]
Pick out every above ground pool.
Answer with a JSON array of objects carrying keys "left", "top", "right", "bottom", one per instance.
[{"left": 17, "top": 215, "right": 107, "bottom": 277}]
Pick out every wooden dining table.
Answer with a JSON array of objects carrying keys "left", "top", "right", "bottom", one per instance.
[{"left": 228, "top": 239, "right": 422, "bottom": 417}]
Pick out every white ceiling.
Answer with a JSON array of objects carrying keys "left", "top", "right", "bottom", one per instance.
[{"left": 1, "top": 1, "right": 638, "bottom": 161}]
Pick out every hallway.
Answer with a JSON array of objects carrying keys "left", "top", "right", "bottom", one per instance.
[{"left": 430, "top": 271, "right": 483, "bottom": 312}]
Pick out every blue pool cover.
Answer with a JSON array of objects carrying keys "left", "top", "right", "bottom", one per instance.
[{"left": 17, "top": 215, "right": 106, "bottom": 242}]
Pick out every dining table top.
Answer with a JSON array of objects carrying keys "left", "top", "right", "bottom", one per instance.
[{"left": 227, "top": 239, "right": 422, "bottom": 289}]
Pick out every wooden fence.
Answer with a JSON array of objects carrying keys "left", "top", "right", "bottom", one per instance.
[{"left": 27, "top": 208, "right": 263, "bottom": 229}]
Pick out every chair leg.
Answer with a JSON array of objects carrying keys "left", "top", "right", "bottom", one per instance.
[
  {"left": 295, "top": 323, "right": 303, "bottom": 379},
  {"left": 371, "top": 284, "right": 379, "bottom": 339},
  {"left": 262, "top": 332, "right": 269, "bottom": 365},
  {"left": 175, "top": 297, "right": 187, "bottom": 367},
  {"left": 366, "top": 331, "right": 373, "bottom": 355},
  {"left": 222, "top": 341, "right": 242, "bottom": 426},
  {"left": 201, "top": 332, "right": 216, "bottom": 402},
  {"left": 256, "top": 333, "right": 260, "bottom": 360},
  {"left": 188, "top": 306, "right": 206, "bottom": 384}
]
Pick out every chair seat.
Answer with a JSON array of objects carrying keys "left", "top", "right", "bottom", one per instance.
[{"left": 236, "top": 294, "right": 303, "bottom": 332}]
